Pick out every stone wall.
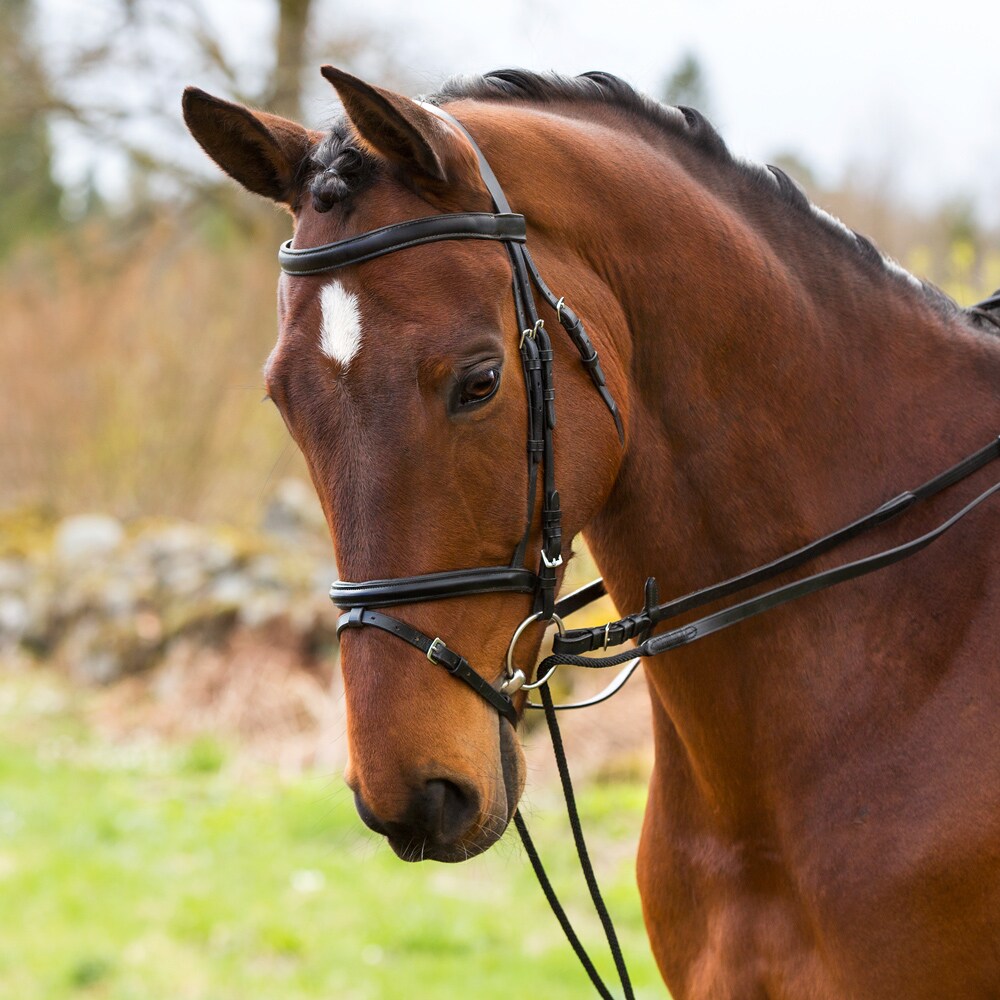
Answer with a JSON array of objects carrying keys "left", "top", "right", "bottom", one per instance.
[{"left": 0, "top": 487, "right": 339, "bottom": 686}]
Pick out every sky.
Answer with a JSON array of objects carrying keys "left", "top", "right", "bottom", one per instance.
[{"left": 37, "top": 0, "right": 1000, "bottom": 223}]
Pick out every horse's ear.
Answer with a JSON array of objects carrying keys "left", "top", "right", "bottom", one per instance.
[
  {"left": 182, "top": 87, "right": 320, "bottom": 205},
  {"left": 320, "top": 66, "right": 480, "bottom": 191}
]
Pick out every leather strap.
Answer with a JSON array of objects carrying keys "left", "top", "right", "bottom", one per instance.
[
  {"left": 971, "top": 288, "right": 1000, "bottom": 313},
  {"left": 337, "top": 607, "right": 517, "bottom": 724},
  {"left": 278, "top": 212, "right": 526, "bottom": 275},
  {"left": 555, "top": 578, "right": 608, "bottom": 619},
  {"left": 556, "top": 436, "right": 1000, "bottom": 656},
  {"left": 520, "top": 249, "right": 625, "bottom": 443},
  {"left": 645, "top": 479, "right": 1000, "bottom": 656},
  {"left": 330, "top": 566, "right": 538, "bottom": 610},
  {"left": 419, "top": 102, "right": 514, "bottom": 214},
  {"left": 426, "top": 98, "right": 625, "bottom": 445},
  {"left": 541, "top": 466, "right": 999, "bottom": 678}
]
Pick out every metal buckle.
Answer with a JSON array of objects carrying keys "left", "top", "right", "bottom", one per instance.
[
  {"left": 540, "top": 549, "right": 563, "bottom": 569},
  {"left": 555, "top": 296, "right": 565, "bottom": 321},
  {"left": 603, "top": 622, "right": 611, "bottom": 650},
  {"left": 518, "top": 318, "right": 544, "bottom": 349},
  {"left": 426, "top": 637, "right": 445, "bottom": 663}
]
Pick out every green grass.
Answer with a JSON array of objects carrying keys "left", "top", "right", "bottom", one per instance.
[{"left": 0, "top": 671, "right": 665, "bottom": 998}]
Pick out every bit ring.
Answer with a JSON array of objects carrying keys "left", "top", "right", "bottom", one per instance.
[{"left": 505, "top": 611, "right": 565, "bottom": 690}]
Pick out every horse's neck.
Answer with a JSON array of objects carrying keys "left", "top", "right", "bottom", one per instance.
[
  {"left": 533, "top": 119, "right": 999, "bottom": 571},
  {"left": 527, "top": 114, "right": 999, "bottom": 808}
]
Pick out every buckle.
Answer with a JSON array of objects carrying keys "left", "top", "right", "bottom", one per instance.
[
  {"left": 426, "top": 637, "right": 445, "bottom": 663},
  {"left": 519, "top": 318, "right": 545, "bottom": 349},
  {"left": 540, "top": 549, "right": 563, "bottom": 569}
]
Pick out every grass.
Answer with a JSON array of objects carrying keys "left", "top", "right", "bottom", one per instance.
[{"left": 0, "top": 669, "right": 666, "bottom": 999}]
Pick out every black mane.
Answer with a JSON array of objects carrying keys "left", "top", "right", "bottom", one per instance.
[{"left": 307, "top": 119, "right": 378, "bottom": 212}]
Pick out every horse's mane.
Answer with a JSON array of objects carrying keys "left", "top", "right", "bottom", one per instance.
[{"left": 314, "top": 68, "right": 977, "bottom": 326}]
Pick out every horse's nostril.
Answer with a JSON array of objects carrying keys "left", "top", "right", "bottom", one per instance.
[{"left": 423, "top": 778, "right": 479, "bottom": 844}]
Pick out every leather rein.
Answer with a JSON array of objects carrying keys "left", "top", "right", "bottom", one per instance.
[{"left": 278, "top": 103, "right": 1000, "bottom": 999}]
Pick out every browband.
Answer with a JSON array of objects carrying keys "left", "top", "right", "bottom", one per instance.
[
  {"left": 278, "top": 211, "right": 526, "bottom": 275},
  {"left": 330, "top": 566, "right": 538, "bottom": 610}
]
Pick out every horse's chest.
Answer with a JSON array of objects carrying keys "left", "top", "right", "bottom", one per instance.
[{"left": 636, "top": 826, "right": 837, "bottom": 1000}]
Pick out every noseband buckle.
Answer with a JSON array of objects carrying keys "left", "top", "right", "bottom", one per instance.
[{"left": 426, "top": 636, "right": 446, "bottom": 663}]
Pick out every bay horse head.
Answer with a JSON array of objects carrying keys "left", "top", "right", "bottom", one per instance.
[{"left": 182, "top": 68, "right": 626, "bottom": 862}]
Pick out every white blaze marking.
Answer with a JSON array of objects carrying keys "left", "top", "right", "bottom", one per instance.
[{"left": 319, "top": 281, "right": 363, "bottom": 368}]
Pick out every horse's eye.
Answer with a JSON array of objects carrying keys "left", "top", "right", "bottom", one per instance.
[{"left": 458, "top": 366, "right": 501, "bottom": 407}]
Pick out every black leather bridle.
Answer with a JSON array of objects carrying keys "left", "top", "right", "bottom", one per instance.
[
  {"left": 278, "top": 103, "right": 1000, "bottom": 1000},
  {"left": 280, "top": 103, "right": 626, "bottom": 727}
]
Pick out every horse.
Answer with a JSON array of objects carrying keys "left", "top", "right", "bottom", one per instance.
[{"left": 182, "top": 67, "right": 1000, "bottom": 998}]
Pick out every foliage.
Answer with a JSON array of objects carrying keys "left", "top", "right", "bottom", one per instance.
[
  {"left": 0, "top": 669, "right": 665, "bottom": 999},
  {"left": 661, "top": 51, "right": 712, "bottom": 115},
  {"left": 0, "top": 213, "right": 298, "bottom": 523},
  {"left": 0, "top": 0, "right": 63, "bottom": 257}
]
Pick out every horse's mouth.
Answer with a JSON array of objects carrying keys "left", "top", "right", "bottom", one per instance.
[
  {"left": 356, "top": 718, "right": 526, "bottom": 864},
  {"left": 388, "top": 834, "right": 494, "bottom": 864}
]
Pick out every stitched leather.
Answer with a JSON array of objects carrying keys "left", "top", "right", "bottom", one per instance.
[
  {"left": 554, "top": 437, "right": 1000, "bottom": 658},
  {"left": 330, "top": 566, "right": 538, "bottom": 609},
  {"left": 337, "top": 608, "right": 517, "bottom": 724},
  {"left": 278, "top": 212, "right": 526, "bottom": 275},
  {"left": 276, "top": 100, "right": 999, "bottom": 730}
]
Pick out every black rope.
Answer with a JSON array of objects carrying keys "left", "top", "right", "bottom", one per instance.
[
  {"left": 514, "top": 682, "right": 636, "bottom": 998},
  {"left": 513, "top": 812, "right": 617, "bottom": 1000},
  {"left": 539, "top": 681, "right": 635, "bottom": 999}
]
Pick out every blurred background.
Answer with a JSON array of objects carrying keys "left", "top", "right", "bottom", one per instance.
[{"left": 1, "top": 1, "right": 998, "bottom": 997}]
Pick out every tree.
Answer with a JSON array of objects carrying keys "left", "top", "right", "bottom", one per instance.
[
  {"left": 662, "top": 51, "right": 712, "bottom": 116},
  {"left": 0, "top": 0, "right": 64, "bottom": 256},
  {"left": 24, "top": 0, "right": 397, "bottom": 225}
]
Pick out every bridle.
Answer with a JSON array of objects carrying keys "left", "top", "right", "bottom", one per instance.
[
  {"left": 280, "top": 102, "right": 628, "bottom": 728},
  {"left": 278, "top": 103, "right": 1000, "bottom": 999}
]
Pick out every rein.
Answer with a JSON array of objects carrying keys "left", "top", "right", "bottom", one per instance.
[{"left": 278, "top": 103, "right": 1000, "bottom": 998}]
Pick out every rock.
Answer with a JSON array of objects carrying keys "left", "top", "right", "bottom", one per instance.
[
  {"left": 159, "top": 555, "right": 208, "bottom": 597},
  {"left": 238, "top": 591, "right": 287, "bottom": 628},
  {"left": 261, "top": 478, "right": 325, "bottom": 539},
  {"left": 209, "top": 572, "right": 253, "bottom": 607},
  {"left": 6, "top": 512, "right": 340, "bottom": 686},
  {"left": 0, "top": 595, "right": 29, "bottom": 644},
  {"left": 54, "top": 516, "right": 124, "bottom": 564},
  {"left": 0, "top": 559, "right": 29, "bottom": 592}
]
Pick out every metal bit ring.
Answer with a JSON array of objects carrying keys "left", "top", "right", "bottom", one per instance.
[{"left": 504, "top": 611, "right": 565, "bottom": 692}]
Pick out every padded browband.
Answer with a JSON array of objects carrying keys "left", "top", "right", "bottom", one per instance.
[
  {"left": 330, "top": 566, "right": 538, "bottom": 610},
  {"left": 278, "top": 211, "right": 527, "bottom": 275}
]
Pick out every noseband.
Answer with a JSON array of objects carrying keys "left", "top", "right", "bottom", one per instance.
[{"left": 279, "top": 104, "right": 625, "bottom": 726}]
